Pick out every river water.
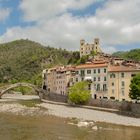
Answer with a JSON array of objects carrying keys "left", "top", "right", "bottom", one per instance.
[{"left": 0, "top": 99, "right": 140, "bottom": 140}]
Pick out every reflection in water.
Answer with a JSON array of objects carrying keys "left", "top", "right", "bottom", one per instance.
[{"left": 0, "top": 112, "right": 140, "bottom": 140}]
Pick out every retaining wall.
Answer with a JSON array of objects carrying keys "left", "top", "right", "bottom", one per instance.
[
  {"left": 43, "top": 92, "right": 68, "bottom": 103},
  {"left": 43, "top": 92, "right": 140, "bottom": 116}
]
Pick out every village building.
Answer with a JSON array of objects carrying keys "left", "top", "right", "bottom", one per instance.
[
  {"left": 108, "top": 65, "right": 140, "bottom": 101},
  {"left": 42, "top": 66, "right": 76, "bottom": 95},
  {"left": 74, "top": 61, "right": 108, "bottom": 99}
]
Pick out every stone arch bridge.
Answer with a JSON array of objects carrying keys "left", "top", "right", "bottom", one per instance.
[{"left": 0, "top": 83, "right": 44, "bottom": 99}]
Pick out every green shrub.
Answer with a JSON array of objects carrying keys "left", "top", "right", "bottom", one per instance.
[
  {"left": 129, "top": 73, "right": 140, "bottom": 100},
  {"left": 68, "top": 81, "right": 91, "bottom": 105}
]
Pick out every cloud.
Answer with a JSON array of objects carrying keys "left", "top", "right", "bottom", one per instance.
[
  {"left": 0, "top": 8, "right": 11, "bottom": 22},
  {"left": 19, "top": 0, "right": 95, "bottom": 22},
  {"left": 1, "top": 0, "right": 140, "bottom": 54}
]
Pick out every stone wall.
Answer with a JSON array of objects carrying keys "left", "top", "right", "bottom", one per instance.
[
  {"left": 88, "top": 99, "right": 122, "bottom": 109},
  {"left": 43, "top": 92, "right": 68, "bottom": 103},
  {"left": 88, "top": 99, "right": 140, "bottom": 116},
  {"left": 42, "top": 92, "right": 140, "bottom": 116}
]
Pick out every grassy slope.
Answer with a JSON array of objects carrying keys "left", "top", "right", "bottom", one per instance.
[
  {"left": 0, "top": 39, "right": 74, "bottom": 85},
  {"left": 112, "top": 49, "right": 140, "bottom": 61}
]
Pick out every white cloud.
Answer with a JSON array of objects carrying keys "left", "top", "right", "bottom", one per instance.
[
  {"left": 19, "top": 0, "right": 95, "bottom": 22},
  {"left": 102, "top": 46, "right": 117, "bottom": 54},
  {"left": 0, "top": 8, "right": 10, "bottom": 22},
  {"left": 1, "top": 0, "right": 140, "bottom": 53}
]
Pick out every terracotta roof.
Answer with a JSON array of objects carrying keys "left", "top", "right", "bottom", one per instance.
[
  {"left": 108, "top": 66, "right": 140, "bottom": 72},
  {"left": 56, "top": 66, "right": 76, "bottom": 72},
  {"left": 76, "top": 63, "right": 108, "bottom": 69},
  {"left": 66, "top": 67, "right": 75, "bottom": 71}
]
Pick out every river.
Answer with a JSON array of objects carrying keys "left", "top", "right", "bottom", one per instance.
[{"left": 0, "top": 97, "right": 140, "bottom": 140}]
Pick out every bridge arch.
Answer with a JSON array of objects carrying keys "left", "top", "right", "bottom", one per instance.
[{"left": 0, "top": 83, "right": 40, "bottom": 98}]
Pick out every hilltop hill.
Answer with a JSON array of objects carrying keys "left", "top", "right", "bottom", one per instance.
[
  {"left": 113, "top": 49, "right": 140, "bottom": 61},
  {"left": 0, "top": 39, "right": 79, "bottom": 85}
]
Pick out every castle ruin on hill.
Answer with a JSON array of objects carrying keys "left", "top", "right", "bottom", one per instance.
[{"left": 80, "top": 38, "right": 102, "bottom": 57}]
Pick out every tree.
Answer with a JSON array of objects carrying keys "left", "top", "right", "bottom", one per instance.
[
  {"left": 68, "top": 81, "right": 91, "bottom": 105},
  {"left": 76, "top": 55, "right": 89, "bottom": 65},
  {"left": 129, "top": 74, "right": 140, "bottom": 100},
  {"left": 67, "top": 51, "right": 80, "bottom": 64}
]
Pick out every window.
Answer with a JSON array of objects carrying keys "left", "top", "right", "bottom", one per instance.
[
  {"left": 121, "top": 81, "right": 125, "bottom": 87},
  {"left": 88, "top": 84, "right": 91, "bottom": 90},
  {"left": 81, "top": 70, "right": 85, "bottom": 76},
  {"left": 110, "top": 73, "right": 116, "bottom": 78},
  {"left": 131, "top": 74, "right": 136, "bottom": 77},
  {"left": 104, "top": 77, "right": 107, "bottom": 81},
  {"left": 122, "top": 90, "right": 124, "bottom": 96},
  {"left": 98, "top": 69, "right": 100, "bottom": 73},
  {"left": 94, "top": 77, "right": 96, "bottom": 81},
  {"left": 97, "top": 84, "right": 100, "bottom": 91},
  {"left": 76, "top": 71, "right": 79, "bottom": 74},
  {"left": 71, "top": 78, "right": 73, "bottom": 82},
  {"left": 112, "top": 89, "right": 114, "bottom": 94},
  {"left": 87, "top": 70, "right": 91, "bottom": 74},
  {"left": 121, "top": 73, "right": 124, "bottom": 78},
  {"left": 98, "top": 77, "right": 100, "bottom": 81},
  {"left": 81, "top": 77, "right": 84, "bottom": 81},
  {"left": 103, "top": 84, "right": 107, "bottom": 91},
  {"left": 43, "top": 74, "right": 46, "bottom": 79},
  {"left": 104, "top": 68, "right": 106, "bottom": 73},
  {"left": 94, "top": 69, "right": 96, "bottom": 73},
  {"left": 112, "top": 82, "right": 114, "bottom": 86},
  {"left": 76, "top": 78, "right": 78, "bottom": 82}
]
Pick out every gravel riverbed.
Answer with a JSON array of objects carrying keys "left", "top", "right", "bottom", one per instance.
[
  {"left": 1, "top": 94, "right": 140, "bottom": 127},
  {"left": 39, "top": 102, "right": 140, "bottom": 127}
]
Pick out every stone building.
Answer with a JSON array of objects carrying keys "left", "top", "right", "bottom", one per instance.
[{"left": 80, "top": 38, "right": 102, "bottom": 57}]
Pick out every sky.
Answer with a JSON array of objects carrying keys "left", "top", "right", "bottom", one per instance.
[{"left": 0, "top": 0, "right": 140, "bottom": 53}]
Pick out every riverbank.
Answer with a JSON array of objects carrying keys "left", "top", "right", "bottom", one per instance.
[
  {"left": 1, "top": 94, "right": 140, "bottom": 127},
  {"left": 39, "top": 102, "right": 140, "bottom": 127}
]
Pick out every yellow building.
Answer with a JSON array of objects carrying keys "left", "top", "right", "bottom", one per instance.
[
  {"left": 80, "top": 38, "right": 102, "bottom": 57},
  {"left": 74, "top": 61, "right": 108, "bottom": 99},
  {"left": 108, "top": 66, "right": 140, "bottom": 101}
]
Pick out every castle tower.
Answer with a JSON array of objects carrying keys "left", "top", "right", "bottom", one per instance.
[
  {"left": 80, "top": 39, "right": 85, "bottom": 57},
  {"left": 94, "top": 38, "right": 101, "bottom": 53},
  {"left": 80, "top": 39, "right": 85, "bottom": 46}
]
